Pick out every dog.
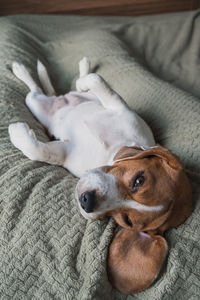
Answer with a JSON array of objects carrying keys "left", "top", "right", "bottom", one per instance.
[{"left": 9, "top": 58, "right": 193, "bottom": 294}]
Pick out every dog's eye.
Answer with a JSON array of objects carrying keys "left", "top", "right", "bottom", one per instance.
[
  {"left": 123, "top": 214, "right": 132, "bottom": 227},
  {"left": 131, "top": 171, "right": 145, "bottom": 193}
]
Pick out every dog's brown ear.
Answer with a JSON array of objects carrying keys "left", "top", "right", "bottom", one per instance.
[
  {"left": 113, "top": 145, "right": 143, "bottom": 161},
  {"left": 114, "top": 145, "right": 182, "bottom": 170},
  {"left": 108, "top": 228, "right": 167, "bottom": 294}
]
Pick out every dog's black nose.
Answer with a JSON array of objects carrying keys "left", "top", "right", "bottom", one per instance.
[{"left": 80, "top": 191, "right": 96, "bottom": 213}]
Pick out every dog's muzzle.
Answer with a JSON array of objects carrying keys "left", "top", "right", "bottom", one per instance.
[{"left": 76, "top": 167, "right": 118, "bottom": 218}]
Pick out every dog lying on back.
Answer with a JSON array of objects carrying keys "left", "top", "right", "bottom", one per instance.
[{"left": 9, "top": 58, "right": 193, "bottom": 294}]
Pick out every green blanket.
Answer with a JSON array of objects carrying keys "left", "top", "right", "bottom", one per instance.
[{"left": 0, "top": 11, "right": 200, "bottom": 299}]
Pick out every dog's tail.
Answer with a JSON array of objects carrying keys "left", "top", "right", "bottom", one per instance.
[{"left": 37, "top": 60, "right": 56, "bottom": 96}]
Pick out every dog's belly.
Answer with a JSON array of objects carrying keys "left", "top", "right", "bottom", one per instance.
[{"left": 47, "top": 96, "right": 155, "bottom": 176}]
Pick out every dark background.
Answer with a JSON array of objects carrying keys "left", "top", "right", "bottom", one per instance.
[{"left": 1, "top": 0, "right": 200, "bottom": 16}]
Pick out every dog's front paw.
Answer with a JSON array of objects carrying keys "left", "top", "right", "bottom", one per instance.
[{"left": 8, "top": 122, "right": 39, "bottom": 160}]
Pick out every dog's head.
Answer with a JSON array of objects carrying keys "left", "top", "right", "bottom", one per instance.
[
  {"left": 75, "top": 146, "right": 193, "bottom": 294},
  {"left": 76, "top": 146, "right": 192, "bottom": 232}
]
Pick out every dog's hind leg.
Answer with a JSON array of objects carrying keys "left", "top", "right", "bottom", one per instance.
[
  {"left": 12, "top": 62, "right": 56, "bottom": 128},
  {"left": 8, "top": 122, "right": 67, "bottom": 166},
  {"left": 37, "top": 60, "right": 56, "bottom": 96},
  {"left": 76, "top": 59, "right": 128, "bottom": 111},
  {"left": 12, "top": 62, "right": 42, "bottom": 93},
  {"left": 25, "top": 92, "right": 55, "bottom": 128}
]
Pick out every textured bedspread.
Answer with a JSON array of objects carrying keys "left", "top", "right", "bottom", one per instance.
[{"left": 0, "top": 11, "right": 200, "bottom": 299}]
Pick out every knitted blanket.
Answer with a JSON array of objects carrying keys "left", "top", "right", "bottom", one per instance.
[{"left": 0, "top": 11, "right": 200, "bottom": 299}]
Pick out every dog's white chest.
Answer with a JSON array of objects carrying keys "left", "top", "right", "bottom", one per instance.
[
  {"left": 9, "top": 58, "right": 155, "bottom": 177},
  {"left": 48, "top": 91, "right": 155, "bottom": 176}
]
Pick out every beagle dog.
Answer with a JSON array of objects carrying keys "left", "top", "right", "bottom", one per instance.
[{"left": 9, "top": 58, "right": 193, "bottom": 294}]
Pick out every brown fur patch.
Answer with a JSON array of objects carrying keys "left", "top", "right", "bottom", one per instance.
[{"left": 103, "top": 146, "right": 193, "bottom": 233}]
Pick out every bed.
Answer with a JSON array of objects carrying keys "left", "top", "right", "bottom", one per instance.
[{"left": 0, "top": 9, "right": 200, "bottom": 299}]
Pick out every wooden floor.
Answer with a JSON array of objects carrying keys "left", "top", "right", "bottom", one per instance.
[{"left": 1, "top": 0, "right": 200, "bottom": 16}]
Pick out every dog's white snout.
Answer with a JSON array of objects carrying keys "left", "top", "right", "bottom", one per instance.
[
  {"left": 76, "top": 168, "right": 121, "bottom": 219},
  {"left": 76, "top": 169, "right": 108, "bottom": 219},
  {"left": 76, "top": 169, "right": 109, "bottom": 199}
]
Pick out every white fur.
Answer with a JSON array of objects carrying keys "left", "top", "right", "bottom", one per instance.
[
  {"left": 124, "top": 202, "right": 163, "bottom": 212},
  {"left": 9, "top": 122, "right": 66, "bottom": 165},
  {"left": 76, "top": 169, "right": 120, "bottom": 219},
  {"left": 9, "top": 57, "right": 156, "bottom": 217},
  {"left": 37, "top": 60, "right": 55, "bottom": 96},
  {"left": 12, "top": 62, "right": 42, "bottom": 93},
  {"left": 9, "top": 58, "right": 155, "bottom": 177},
  {"left": 79, "top": 56, "right": 90, "bottom": 77}
]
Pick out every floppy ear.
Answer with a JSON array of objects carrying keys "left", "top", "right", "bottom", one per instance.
[
  {"left": 113, "top": 145, "right": 143, "bottom": 161},
  {"left": 108, "top": 228, "right": 167, "bottom": 294},
  {"left": 114, "top": 145, "right": 182, "bottom": 170}
]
